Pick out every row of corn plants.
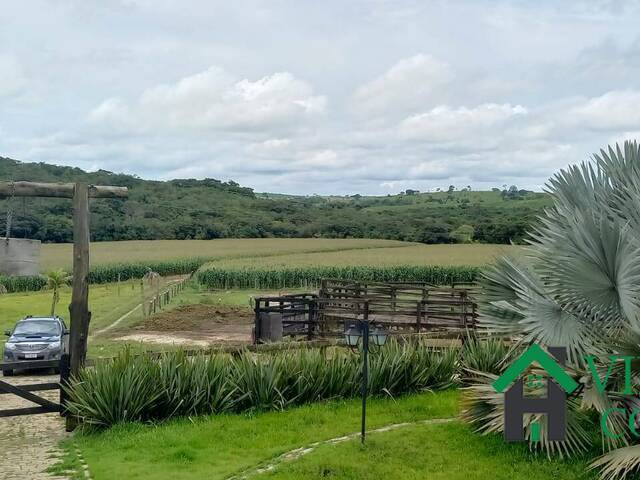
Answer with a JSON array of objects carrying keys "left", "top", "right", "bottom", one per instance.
[
  {"left": 88, "top": 258, "right": 206, "bottom": 283},
  {"left": 0, "top": 258, "right": 209, "bottom": 293},
  {"left": 0, "top": 275, "right": 48, "bottom": 293},
  {"left": 196, "top": 265, "right": 480, "bottom": 289},
  {"left": 3, "top": 262, "right": 481, "bottom": 293},
  {"left": 65, "top": 339, "right": 460, "bottom": 428}
]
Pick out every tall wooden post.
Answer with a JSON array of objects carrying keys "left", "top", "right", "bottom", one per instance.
[
  {"left": 0, "top": 181, "right": 127, "bottom": 432},
  {"left": 68, "top": 183, "right": 90, "bottom": 376}
]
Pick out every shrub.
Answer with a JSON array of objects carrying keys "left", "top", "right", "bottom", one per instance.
[
  {"left": 460, "top": 337, "right": 516, "bottom": 377},
  {"left": 65, "top": 340, "right": 458, "bottom": 428}
]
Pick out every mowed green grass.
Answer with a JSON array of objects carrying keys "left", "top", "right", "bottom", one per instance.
[
  {"left": 0, "top": 281, "right": 143, "bottom": 334},
  {"left": 211, "top": 243, "right": 519, "bottom": 269},
  {"left": 265, "top": 422, "right": 594, "bottom": 480},
  {"left": 40, "top": 238, "right": 409, "bottom": 271},
  {"left": 55, "top": 391, "right": 594, "bottom": 480}
]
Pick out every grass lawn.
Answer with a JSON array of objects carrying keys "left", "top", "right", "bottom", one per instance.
[
  {"left": 0, "top": 280, "right": 143, "bottom": 335},
  {"left": 0, "top": 278, "right": 182, "bottom": 358},
  {"left": 55, "top": 391, "right": 595, "bottom": 480},
  {"left": 265, "top": 422, "right": 595, "bottom": 480}
]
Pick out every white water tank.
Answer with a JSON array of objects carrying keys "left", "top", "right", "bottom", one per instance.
[{"left": 0, "top": 238, "right": 41, "bottom": 276}]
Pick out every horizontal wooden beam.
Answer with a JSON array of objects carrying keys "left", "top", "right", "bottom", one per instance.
[
  {"left": 0, "top": 382, "right": 60, "bottom": 394},
  {"left": 0, "top": 405, "right": 61, "bottom": 417},
  {"left": 0, "top": 181, "right": 128, "bottom": 199},
  {"left": 0, "top": 380, "right": 60, "bottom": 408}
]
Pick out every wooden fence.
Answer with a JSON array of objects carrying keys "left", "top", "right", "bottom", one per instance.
[
  {"left": 254, "top": 279, "right": 477, "bottom": 343},
  {"left": 142, "top": 276, "right": 189, "bottom": 316}
]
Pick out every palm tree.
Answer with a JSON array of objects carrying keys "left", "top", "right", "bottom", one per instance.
[
  {"left": 462, "top": 141, "right": 640, "bottom": 479},
  {"left": 45, "top": 268, "right": 71, "bottom": 316}
]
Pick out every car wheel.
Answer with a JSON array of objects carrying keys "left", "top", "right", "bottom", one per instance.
[{"left": 2, "top": 369, "right": 14, "bottom": 376}]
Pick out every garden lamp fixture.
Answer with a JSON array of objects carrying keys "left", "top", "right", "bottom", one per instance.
[
  {"left": 343, "top": 319, "right": 389, "bottom": 444},
  {"left": 370, "top": 327, "right": 389, "bottom": 347},
  {"left": 344, "top": 325, "right": 362, "bottom": 348}
]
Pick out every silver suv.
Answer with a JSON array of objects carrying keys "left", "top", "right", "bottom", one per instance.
[{"left": 2, "top": 316, "right": 69, "bottom": 376}]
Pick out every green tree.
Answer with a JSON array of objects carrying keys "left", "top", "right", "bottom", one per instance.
[{"left": 451, "top": 224, "right": 474, "bottom": 243}]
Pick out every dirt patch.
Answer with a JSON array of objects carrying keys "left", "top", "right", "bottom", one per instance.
[
  {"left": 0, "top": 373, "right": 69, "bottom": 480},
  {"left": 113, "top": 304, "right": 254, "bottom": 347},
  {"left": 135, "top": 304, "right": 253, "bottom": 331}
]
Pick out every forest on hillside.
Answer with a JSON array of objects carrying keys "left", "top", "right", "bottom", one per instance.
[{"left": 0, "top": 157, "right": 550, "bottom": 244}]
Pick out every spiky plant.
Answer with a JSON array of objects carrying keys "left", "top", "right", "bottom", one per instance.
[{"left": 463, "top": 141, "right": 640, "bottom": 479}]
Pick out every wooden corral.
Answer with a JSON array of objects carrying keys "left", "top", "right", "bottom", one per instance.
[{"left": 254, "top": 279, "right": 477, "bottom": 343}]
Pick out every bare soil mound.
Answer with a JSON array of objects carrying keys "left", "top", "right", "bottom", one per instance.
[{"left": 135, "top": 304, "right": 253, "bottom": 332}]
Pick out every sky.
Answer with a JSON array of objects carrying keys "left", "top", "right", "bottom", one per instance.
[{"left": 1, "top": 0, "right": 640, "bottom": 195}]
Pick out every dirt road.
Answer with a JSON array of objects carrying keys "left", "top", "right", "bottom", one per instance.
[{"left": 0, "top": 372, "right": 69, "bottom": 479}]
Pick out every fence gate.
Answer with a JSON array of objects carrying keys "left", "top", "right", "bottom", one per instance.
[{"left": 0, "top": 355, "right": 70, "bottom": 418}]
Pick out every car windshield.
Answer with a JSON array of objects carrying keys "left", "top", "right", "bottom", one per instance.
[{"left": 12, "top": 320, "right": 60, "bottom": 337}]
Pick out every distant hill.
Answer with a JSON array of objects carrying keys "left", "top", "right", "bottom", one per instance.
[{"left": 0, "top": 156, "right": 551, "bottom": 244}]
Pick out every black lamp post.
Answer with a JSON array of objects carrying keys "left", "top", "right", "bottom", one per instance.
[{"left": 344, "top": 318, "right": 388, "bottom": 444}]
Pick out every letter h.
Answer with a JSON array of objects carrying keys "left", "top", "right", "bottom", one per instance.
[{"left": 504, "top": 347, "right": 567, "bottom": 442}]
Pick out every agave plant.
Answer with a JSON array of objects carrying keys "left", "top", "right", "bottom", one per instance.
[{"left": 463, "top": 141, "right": 640, "bottom": 479}]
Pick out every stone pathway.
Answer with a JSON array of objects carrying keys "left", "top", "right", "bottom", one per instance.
[
  {"left": 0, "top": 372, "right": 69, "bottom": 480},
  {"left": 227, "top": 417, "right": 455, "bottom": 479}
]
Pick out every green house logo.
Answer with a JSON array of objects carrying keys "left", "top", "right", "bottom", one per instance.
[{"left": 493, "top": 344, "right": 578, "bottom": 442}]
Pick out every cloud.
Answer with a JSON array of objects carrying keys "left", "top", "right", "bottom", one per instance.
[
  {"left": 567, "top": 90, "right": 640, "bottom": 130},
  {"left": 246, "top": 138, "right": 292, "bottom": 156},
  {"left": 0, "top": 55, "right": 26, "bottom": 98},
  {"left": 89, "top": 66, "right": 326, "bottom": 133},
  {"left": 352, "top": 54, "right": 452, "bottom": 115},
  {"left": 398, "top": 103, "right": 527, "bottom": 142}
]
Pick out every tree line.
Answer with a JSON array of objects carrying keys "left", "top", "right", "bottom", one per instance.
[{"left": 0, "top": 157, "right": 550, "bottom": 244}]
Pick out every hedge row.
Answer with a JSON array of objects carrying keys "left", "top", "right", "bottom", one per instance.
[
  {"left": 196, "top": 265, "right": 481, "bottom": 289},
  {"left": 65, "top": 341, "right": 458, "bottom": 428}
]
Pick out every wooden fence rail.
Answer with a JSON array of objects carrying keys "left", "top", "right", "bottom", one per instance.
[
  {"left": 254, "top": 279, "right": 477, "bottom": 343},
  {"left": 142, "top": 276, "right": 189, "bottom": 317}
]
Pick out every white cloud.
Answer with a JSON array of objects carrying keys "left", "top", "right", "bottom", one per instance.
[
  {"left": 246, "top": 138, "right": 292, "bottom": 156},
  {"left": 89, "top": 67, "right": 326, "bottom": 133},
  {"left": 6, "top": 1, "right": 640, "bottom": 195},
  {"left": 567, "top": 90, "right": 640, "bottom": 130},
  {"left": 297, "top": 149, "right": 340, "bottom": 168},
  {"left": 0, "top": 55, "right": 26, "bottom": 98},
  {"left": 398, "top": 103, "right": 527, "bottom": 142},
  {"left": 352, "top": 54, "right": 452, "bottom": 115}
]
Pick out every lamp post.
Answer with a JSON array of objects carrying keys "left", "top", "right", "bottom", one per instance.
[{"left": 344, "top": 312, "right": 388, "bottom": 444}]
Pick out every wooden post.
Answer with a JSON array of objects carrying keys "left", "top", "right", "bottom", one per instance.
[
  {"left": 0, "top": 181, "right": 128, "bottom": 431},
  {"left": 68, "top": 183, "right": 90, "bottom": 377}
]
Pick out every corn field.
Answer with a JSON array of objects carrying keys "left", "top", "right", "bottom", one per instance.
[
  {"left": 88, "top": 258, "right": 206, "bottom": 283},
  {"left": 196, "top": 265, "right": 480, "bottom": 289},
  {"left": 0, "top": 275, "right": 47, "bottom": 293}
]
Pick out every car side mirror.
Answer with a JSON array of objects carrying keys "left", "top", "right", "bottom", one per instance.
[
  {"left": 4, "top": 330, "right": 11, "bottom": 337},
  {"left": 63, "top": 328, "right": 70, "bottom": 335}
]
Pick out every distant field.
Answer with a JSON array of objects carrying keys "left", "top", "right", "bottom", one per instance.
[
  {"left": 210, "top": 244, "right": 519, "bottom": 268},
  {"left": 39, "top": 238, "right": 410, "bottom": 271}
]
